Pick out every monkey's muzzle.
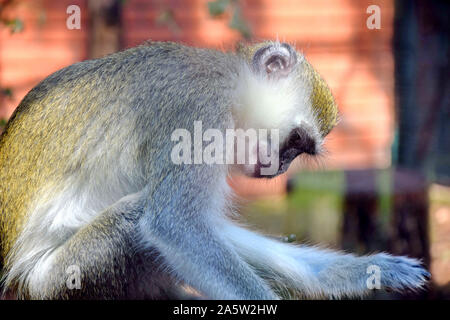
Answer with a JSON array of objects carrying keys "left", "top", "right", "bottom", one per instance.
[
  {"left": 256, "top": 127, "right": 316, "bottom": 178},
  {"left": 253, "top": 127, "right": 316, "bottom": 178}
]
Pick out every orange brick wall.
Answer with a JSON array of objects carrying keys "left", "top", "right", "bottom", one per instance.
[
  {"left": 0, "top": 0, "right": 394, "bottom": 183},
  {"left": 0, "top": 0, "right": 88, "bottom": 118}
]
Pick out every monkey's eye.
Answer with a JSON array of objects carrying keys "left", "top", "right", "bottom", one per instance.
[{"left": 265, "top": 55, "right": 287, "bottom": 74}]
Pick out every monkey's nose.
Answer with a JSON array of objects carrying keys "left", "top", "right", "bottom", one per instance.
[
  {"left": 277, "top": 127, "right": 317, "bottom": 175},
  {"left": 285, "top": 127, "right": 316, "bottom": 156}
]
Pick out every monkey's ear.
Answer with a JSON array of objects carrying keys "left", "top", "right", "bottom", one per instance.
[{"left": 252, "top": 43, "right": 297, "bottom": 78}]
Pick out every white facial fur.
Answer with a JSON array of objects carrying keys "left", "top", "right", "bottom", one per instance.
[{"left": 230, "top": 51, "right": 321, "bottom": 177}]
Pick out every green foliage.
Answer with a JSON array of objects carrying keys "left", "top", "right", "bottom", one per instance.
[
  {"left": 156, "top": 8, "right": 180, "bottom": 34},
  {"left": 1, "top": 87, "right": 13, "bottom": 99},
  {"left": 0, "top": 0, "right": 25, "bottom": 33},
  {"left": 0, "top": 118, "right": 7, "bottom": 131},
  {"left": 229, "top": 6, "right": 251, "bottom": 39},
  {"left": 375, "top": 168, "right": 393, "bottom": 231},
  {"left": 207, "top": 0, "right": 229, "bottom": 16},
  {"left": 4, "top": 17, "right": 23, "bottom": 33},
  {"left": 207, "top": 0, "right": 252, "bottom": 39},
  {"left": 0, "top": 88, "right": 13, "bottom": 130}
]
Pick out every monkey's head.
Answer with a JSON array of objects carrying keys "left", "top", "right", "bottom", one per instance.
[{"left": 232, "top": 41, "right": 338, "bottom": 178}]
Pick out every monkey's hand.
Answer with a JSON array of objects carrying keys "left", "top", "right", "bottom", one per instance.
[
  {"left": 366, "top": 253, "right": 430, "bottom": 293},
  {"left": 285, "top": 249, "right": 430, "bottom": 298},
  {"left": 313, "top": 252, "right": 430, "bottom": 298},
  {"left": 221, "top": 221, "right": 430, "bottom": 299}
]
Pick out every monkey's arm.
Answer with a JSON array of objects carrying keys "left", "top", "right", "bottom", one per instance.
[
  {"left": 138, "top": 173, "right": 277, "bottom": 300},
  {"left": 221, "top": 222, "right": 430, "bottom": 299}
]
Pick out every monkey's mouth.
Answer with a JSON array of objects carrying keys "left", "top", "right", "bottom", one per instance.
[{"left": 254, "top": 127, "right": 317, "bottom": 178}]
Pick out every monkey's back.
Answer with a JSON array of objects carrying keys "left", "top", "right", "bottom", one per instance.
[
  {"left": 0, "top": 56, "right": 117, "bottom": 261},
  {"left": 0, "top": 42, "right": 238, "bottom": 264},
  {"left": 0, "top": 61, "right": 95, "bottom": 260}
]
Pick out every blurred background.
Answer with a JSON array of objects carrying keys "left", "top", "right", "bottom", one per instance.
[{"left": 0, "top": 0, "right": 448, "bottom": 299}]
